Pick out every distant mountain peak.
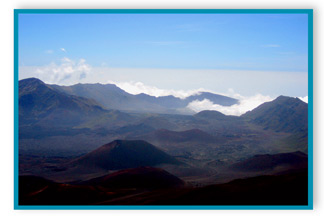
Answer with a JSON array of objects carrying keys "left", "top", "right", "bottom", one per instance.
[
  {"left": 274, "top": 95, "right": 305, "bottom": 103},
  {"left": 19, "top": 77, "right": 46, "bottom": 88},
  {"left": 19, "top": 77, "right": 43, "bottom": 83},
  {"left": 277, "top": 95, "right": 290, "bottom": 99},
  {"left": 194, "top": 110, "right": 226, "bottom": 119},
  {"left": 242, "top": 95, "right": 308, "bottom": 133},
  {"left": 19, "top": 77, "right": 108, "bottom": 127}
]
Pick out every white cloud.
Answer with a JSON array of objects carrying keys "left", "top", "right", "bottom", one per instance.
[
  {"left": 298, "top": 96, "right": 308, "bottom": 103},
  {"left": 60, "top": 48, "right": 66, "bottom": 52},
  {"left": 104, "top": 81, "right": 275, "bottom": 116},
  {"left": 187, "top": 94, "right": 274, "bottom": 116},
  {"left": 35, "top": 57, "right": 91, "bottom": 85},
  {"left": 104, "top": 81, "right": 276, "bottom": 116},
  {"left": 107, "top": 80, "right": 213, "bottom": 99}
]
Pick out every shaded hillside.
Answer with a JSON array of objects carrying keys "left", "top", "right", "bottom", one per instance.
[
  {"left": 19, "top": 169, "right": 307, "bottom": 205},
  {"left": 172, "top": 169, "right": 308, "bottom": 205},
  {"left": 279, "top": 132, "right": 308, "bottom": 153},
  {"left": 19, "top": 175, "right": 111, "bottom": 205},
  {"left": 111, "top": 123, "right": 155, "bottom": 136},
  {"left": 19, "top": 78, "right": 107, "bottom": 127},
  {"left": 97, "top": 170, "right": 308, "bottom": 205},
  {"left": 19, "top": 167, "right": 184, "bottom": 205},
  {"left": 230, "top": 151, "right": 308, "bottom": 172},
  {"left": 71, "top": 140, "right": 181, "bottom": 170},
  {"left": 242, "top": 96, "right": 308, "bottom": 133},
  {"left": 80, "top": 167, "right": 184, "bottom": 189},
  {"left": 138, "top": 128, "right": 222, "bottom": 144},
  {"left": 139, "top": 115, "right": 179, "bottom": 130},
  {"left": 129, "top": 128, "right": 230, "bottom": 159},
  {"left": 19, "top": 175, "right": 55, "bottom": 196}
]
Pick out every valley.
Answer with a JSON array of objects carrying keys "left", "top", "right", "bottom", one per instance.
[{"left": 18, "top": 77, "right": 309, "bottom": 205}]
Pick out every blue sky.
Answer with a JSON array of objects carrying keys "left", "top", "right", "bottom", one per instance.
[
  {"left": 19, "top": 13, "right": 308, "bottom": 71},
  {"left": 19, "top": 13, "right": 309, "bottom": 111}
]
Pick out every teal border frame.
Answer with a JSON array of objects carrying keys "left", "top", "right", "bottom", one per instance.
[{"left": 13, "top": 9, "right": 313, "bottom": 210}]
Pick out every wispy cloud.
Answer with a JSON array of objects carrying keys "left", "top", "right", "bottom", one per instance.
[
  {"left": 45, "top": 50, "right": 54, "bottom": 54},
  {"left": 60, "top": 48, "right": 67, "bottom": 52},
  {"left": 187, "top": 94, "right": 274, "bottom": 116},
  {"left": 262, "top": 44, "right": 281, "bottom": 48},
  {"left": 35, "top": 57, "right": 91, "bottom": 85}
]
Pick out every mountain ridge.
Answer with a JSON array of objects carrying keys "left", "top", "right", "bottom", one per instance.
[
  {"left": 242, "top": 95, "right": 308, "bottom": 133},
  {"left": 45, "top": 78, "right": 239, "bottom": 114},
  {"left": 19, "top": 78, "right": 108, "bottom": 127}
]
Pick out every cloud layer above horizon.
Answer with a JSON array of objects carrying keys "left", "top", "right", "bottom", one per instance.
[
  {"left": 18, "top": 57, "right": 308, "bottom": 116},
  {"left": 104, "top": 81, "right": 308, "bottom": 115},
  {"left": 187, "top": 94, "right": 274, "bottom": 116},
  {"left": 19, "top": 62, "right": 308, "bottom": 97}
]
